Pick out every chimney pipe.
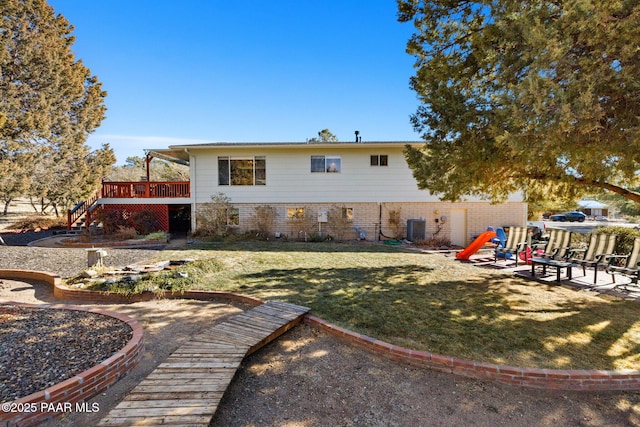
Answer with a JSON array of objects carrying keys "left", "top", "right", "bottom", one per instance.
[{"left": 355, "top": 130, "right": 360, "bottom": 143}]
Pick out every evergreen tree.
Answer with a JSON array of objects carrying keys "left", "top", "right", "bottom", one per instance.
[
  {"left": 398, "top": 1, "right": 640, "bottom": 204},
  {"left": 308, "top": 129, "right": 339, "bottom": 143},
  {"left": 0, "top": 0, "right": 113, "bottom": 214}
]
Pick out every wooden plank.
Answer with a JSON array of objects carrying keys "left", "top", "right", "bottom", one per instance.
[
  {"left": 131, "top": 383, "right": 230, "bottom": 393},
  {"left": 136, "top": 378, "right": 234, "bottom": 387},
  {"left": 159, "top": 362, "right": 240, "bottom": 370},
  {"left": 123, "top": 391, "right": 224, "bottom": 401},
  {"left": 116, "top": 399, "right": 218, "bottom": 409},
  {"left": 98, "top": 414, "right": 212, "bottom": 426},
  {"left": 164, "top": 354, "right": 244, "bottom": 361},
  {"left": 224, "top": 316, "right": 285, "bottom": 331},
  {"left": 214, "top": 322, "right": 270, "bottom": 338},
  {"left": 106, "top": 405, "right": 215, "bottom": 418},
  {"left": 151, "top": 365, "right": 237, "bottom": 372},
  {"left": 145, "top": 372, "right": 231, "bottom": 380}
]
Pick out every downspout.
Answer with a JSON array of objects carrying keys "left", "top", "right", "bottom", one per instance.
[
  {"left": 378, "top": 202, "right": 383, "bottom": 241},
  {"left": 187, "top": 149, "right": 196, "bottom": 232}
]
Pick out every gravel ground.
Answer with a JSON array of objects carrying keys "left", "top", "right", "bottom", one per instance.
[
  {"left": 0, "top": 230, "right": 56, "bottom": 246},
  {"left": 0, "top": 304, "right": 132, "bottom": 403},
  {"left": 0, "top": 233, "right": 164, "bottom": 279}
]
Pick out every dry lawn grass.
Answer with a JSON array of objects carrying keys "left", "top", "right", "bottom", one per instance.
[{"left": 154, "top": 241, "right": 640, "bottom": 371}]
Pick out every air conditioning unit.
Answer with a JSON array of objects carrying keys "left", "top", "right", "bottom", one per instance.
[{"left": 407, "top": 219, "right": 426, "bottom": 241}]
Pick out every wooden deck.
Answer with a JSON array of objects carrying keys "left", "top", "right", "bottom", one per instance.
[{"left": 98, "top": 300, "right": 309, "bottom": 427}]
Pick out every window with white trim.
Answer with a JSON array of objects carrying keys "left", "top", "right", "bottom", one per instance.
[
  {"left": 342, "top": 207, "right": 354, "bottom": 221},
  {"left": 227, "top": 208, "right": 239, "bottom": 226},
  {"left": 218, "top": 156, "right": 266, "bottom": 185},
  {"left": 311, "top": 155, "right": 341, "bottom": 173},
  {"left": 370, "top": 155, "right": 388, "bottom": 166},
  {"left": 287, "top": 207, "right": 305, "bottom": 219}
]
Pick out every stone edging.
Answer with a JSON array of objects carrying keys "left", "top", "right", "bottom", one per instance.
[
  {"left": 0, "top": 301, "right": 144, "bottom": 427},
  {"left": 2, "top": 269, "right": 640, "bottom": 394}
]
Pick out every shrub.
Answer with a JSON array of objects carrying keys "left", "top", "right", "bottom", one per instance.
[
  {"left": 194, "top": 193, "right": 234, "bottom": 237},
  {"left": 593, "top": 225, "right": 640, "bottom": 255},
  {"left": 129, "top": 209, "right": 159, "bottom": 235},
  {"left": 113, "top": 226, "right": 138, "bottom": 240},
  {"left": 387, "top": 208, "right": 405, "bottom": 240},
  {"left": 288, "top": 206, "right": 317, "bottom": 241},
  {"left": 93, "top": 208, "right": 159, "bottom": 236},
  {"left": 8, "top": 215, "right": 66, "bottom": 231},
  {"left": 250, "top": 205, "right": 277, "bottom": 238},
  {"left": 413, "top": 237, "right": 453, "bottom": 248},
  {"left": 94, "top": 208, "right": 127, "bottom": 235},
  {"left": 145, "top": 231, "right": 169, "bottom": 241},
  {"left": 327, "top": 205, "right": 352, "bottom": 242}
]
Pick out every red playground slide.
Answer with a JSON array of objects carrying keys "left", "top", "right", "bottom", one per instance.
[{"left": 455, "top": 231, "right": 497, "bottom": 261}]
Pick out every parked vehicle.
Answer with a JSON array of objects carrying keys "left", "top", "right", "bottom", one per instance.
[
  {"left": 526, "top": 221, "right": 546, "bottom": 241},
  {"left": 550, "top": 211, "right": 586, "bottom": 222}
]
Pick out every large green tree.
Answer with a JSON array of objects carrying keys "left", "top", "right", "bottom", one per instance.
[
  {"left": 0, "top": 0, "right": 113, "bottom": 214},
  {"left": 398, "top": 0, "right": 640, "bottom": 204}
]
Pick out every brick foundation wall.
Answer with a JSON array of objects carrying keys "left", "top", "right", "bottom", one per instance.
[{"left": 195, "top": 201, "right": 527, "bottom": 244}]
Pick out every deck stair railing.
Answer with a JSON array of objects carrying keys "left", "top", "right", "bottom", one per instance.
[{"left": 67, "top": 192, "right": 99, "bottom": 231}]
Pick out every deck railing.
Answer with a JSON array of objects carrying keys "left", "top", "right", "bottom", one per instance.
[
  {"left": 67, "top": 191, "right": 99, "bottom": 230},
  {"left": 101, "top": 181, "right": 191, "bottom": 199}
]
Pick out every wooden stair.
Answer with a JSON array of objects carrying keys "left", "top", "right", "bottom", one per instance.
[{"left": 97, "top": 300, "right": 310, "bottom": 427}]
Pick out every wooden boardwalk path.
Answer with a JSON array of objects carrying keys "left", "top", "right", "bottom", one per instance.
[{"left": 98, "top": 300, "right": 310, "bottom": 427}]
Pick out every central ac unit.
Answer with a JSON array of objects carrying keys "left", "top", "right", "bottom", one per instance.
[{"left": 407, "top": 219, "right": 426, "bottom": 241}]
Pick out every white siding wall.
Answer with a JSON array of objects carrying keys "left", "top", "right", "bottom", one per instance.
[
  {"left": 189, "top": 145, "right": 524, "bottom": 204},
  {"left": 186, "top": 144, "right": 527, "bottom": 241}
]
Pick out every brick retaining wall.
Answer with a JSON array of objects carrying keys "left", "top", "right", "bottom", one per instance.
[
  {"left": 0, "top": 301, "right": 144, "bottom": 427},
  {"left": 304, "top": 315, "right": 640, "bottom": 391}
]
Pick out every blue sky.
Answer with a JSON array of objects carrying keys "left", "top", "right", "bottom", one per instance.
[{"left": 48, "top": 1, "right": 421, "bottom": 163}]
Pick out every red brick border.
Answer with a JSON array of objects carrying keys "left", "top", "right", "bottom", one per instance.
[
  {"left": 0, "top": 269, "right": 264, "bottom": 306},
  {"left": 4, "top": 269, "right": 640, "bottom": 392},
  {"left": 304, "top": 315, "right": 640, "bottom": 391},
  {"left": 0, "top": 301, "right": 144, "bottom": 427}
]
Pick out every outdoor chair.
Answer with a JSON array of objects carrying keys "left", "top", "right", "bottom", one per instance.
[
  {"left": 531, "top": 229, "right": 572, "bottom": 260},
  {"left": 495, "top": 226, "right": 529, "bottom": 266},
  {"left": 567, "top": 233, "right": 617, "bottom": 284},
  {"left": 605, "top": 236, "right": 640, "bottom": 286}
]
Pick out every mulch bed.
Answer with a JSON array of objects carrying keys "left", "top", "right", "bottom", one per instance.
[{"left": 0, "top": 304, "right": 132, "bottom": 403}]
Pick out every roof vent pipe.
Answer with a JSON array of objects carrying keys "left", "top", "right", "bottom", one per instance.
[{"left": 355, "top": 130, "right": 361, "bottom": 143}]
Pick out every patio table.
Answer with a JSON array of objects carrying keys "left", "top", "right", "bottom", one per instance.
[{"left": 530, "top": 257, "right": 574, "bottom": 282}]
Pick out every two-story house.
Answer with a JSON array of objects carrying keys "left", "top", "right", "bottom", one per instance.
[{"left": 81, "top": 141, "right": 527, "bottom": 246}]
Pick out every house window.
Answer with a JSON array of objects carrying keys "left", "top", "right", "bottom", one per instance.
[
  {"left": 218, "top": 156, "right": 266, "bottom": 185},
  {"left": 227, "top": 208, "right": 239, "bottom": 226},
  {"left": 311, "top": 155, "right": 341, "bottom": 173},
  {"left": 287, "top": 207, "right": 305, "bottom": 219},
  {"left": 342, "top": 207, "right": 354, "bottom": 221},
  {"left": 370, "top": 155, "right": 388, "bottom": 166}
]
